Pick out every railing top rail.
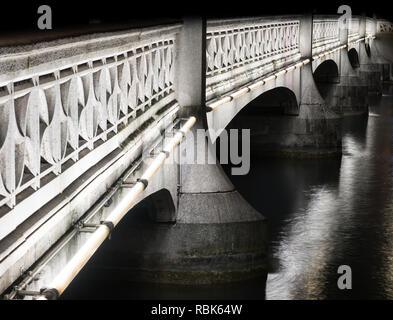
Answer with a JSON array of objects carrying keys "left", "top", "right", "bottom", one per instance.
[
  {"left": 208, "top": 14, "right": 372, "bottom": 30},
  {"left": 0, "top": 23, "right": 182, "bottom": 81},
  {"left": 313, "top": 14, "right": 340, "bottom": 21},
  {"left": 207, "top": 15, "right": 302, "bottom": 28},
  {"left": 0, "top": 23, "right": 182, "bottom": 56},
  {"left": 314, "top": 14, "right": 367, "bottom": 20}
]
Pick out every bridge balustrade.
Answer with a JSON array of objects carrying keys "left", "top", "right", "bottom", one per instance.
[
  {"left": 0, "top": 24, "right": 180, "bottom": 241},
  {"left": 206, "top": 17, "right": 301, "bottom": 101},
  {"left": 377, "top": 20, "right": 393, "bottom": 33},
  {"left": 312, "top": 16, "right": 340, "bottom": 56}
]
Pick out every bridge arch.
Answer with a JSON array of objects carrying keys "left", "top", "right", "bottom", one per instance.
[
  {"left": 206, "top": 75, "right": 301, "bottom": 143},
  {"left": 144, "top": 188, "right": 176, "bottom": 223},
  {"left": 221, "top": 86, "right": 300, "bottom": 157},
  {"left": 237, "top": 86, "right": 299, "bottom": 116},
  {"left": 348, "top": 48, "right": 360, "bottom": 68},
  {"left": 313, "top": 59, "right": 340, "bottom": 99}
]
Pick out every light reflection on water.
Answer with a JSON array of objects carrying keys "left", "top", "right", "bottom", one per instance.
[{"left": 260, "top": 94, "right": 393, "bottom": 299}]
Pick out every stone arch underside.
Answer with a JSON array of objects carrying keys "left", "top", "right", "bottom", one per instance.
[{"left": 313, "top": 59, "right": 340, "bottom": 99}]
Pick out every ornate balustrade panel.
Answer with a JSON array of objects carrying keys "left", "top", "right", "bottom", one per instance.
[
  {"left": 0, "top": 25, "right": 180, "bottom": 240},
  {"left": 206, "top": 17, "right": 301, "bottom": 101},
  {"left": 377, "top": 20, "right": 393, "bottom": 34},
  {"left": 312, "top": 18, "right": 340, "bottom": 54}
]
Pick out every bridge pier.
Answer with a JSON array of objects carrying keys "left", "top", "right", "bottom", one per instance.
[
  {"left": 285, "top": 16, "right": 342, "bottom": 156},
  {"left": 243, "top": 16, "right": 342, "bottom": 157},
  {"left": 358, "top": 45, "right": 383, "bottom": 95},
  {"left": 329, "top": 67, "right": 369, "bottom": 116},
  {"left": 325, "top": 21, "right": 369, "bottom": 116},
  {"left": 89, "top": 124, "right": 267, "bottom": 285},
  {"left": 293, "top": 61, "right": 342, "bottom": 155},
  {"left": 357, "top": 18, "right": 383, "bottom": 95},
  {"left": 90, "top": 18, "right": 267, "bottom": 285}
]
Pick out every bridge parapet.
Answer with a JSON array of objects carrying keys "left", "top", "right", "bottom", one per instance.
[
  {"left": 348, "top": 17, "right": 361, "bottom": 42},
  {"left": 366, "top": 18, "right": 377, "bottom": 37},
  {"left": 206, "top": 16, "right": 301, "bottom": 101},
  {"left": 206, "top": 15, "right": 375, "bottom": 104},
  {"left": 312, "top": 16, "right": 340, "bottom": 55},
  {"left": 377, "top": 20, "right": 393, "bottom": 34},
  {"left": 0, "top": 24, "right": 181, "bottom": 241}
]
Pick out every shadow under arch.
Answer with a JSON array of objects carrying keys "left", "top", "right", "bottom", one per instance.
[
  {"left": 220, "top": 86, "right": 302, "bottom": 159},
  {"left": 235, "top": 86, "right": 299, "bottom": 117},
  {"left": 313, "top": 59, "right": 340, "bottom": 99},
  {"left": 60, "top": 181, "right": 268, "bottom": 299},
  {"left": 365, "top": 42, "right": 371, "bottom": 58},
  {"left": 348, "top": 48, "right": 360, "bottom": 69},
  {"left": 144, "top": 188, "right": 176, "bottom": 223}
]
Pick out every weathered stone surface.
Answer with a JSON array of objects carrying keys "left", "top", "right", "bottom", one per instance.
[{"left": 85, "top": 190, "right": 267, "bottom": 285}]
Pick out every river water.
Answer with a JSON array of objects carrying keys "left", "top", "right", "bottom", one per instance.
[
  {"left": 228, "top": 85, "right": 393, "bottom": 300},
  {"left": 62, "top": 86, "right": 393, "bottom": 300}
]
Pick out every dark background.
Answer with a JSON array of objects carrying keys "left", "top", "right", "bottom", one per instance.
[{"left": 0, "top": 0, "right": 392, "bottom": 44}]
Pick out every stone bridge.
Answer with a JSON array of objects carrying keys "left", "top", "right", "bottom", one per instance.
[{"left": 0, "top": 14, "right": 392, "bottom": 299}]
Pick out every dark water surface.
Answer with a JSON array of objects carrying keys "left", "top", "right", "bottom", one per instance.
[
  {"left": 62, "top": 87, "right": 393, "bottom": 300},
  {"left": 229, "top": 88, "right": 393, "bottom": 300}
]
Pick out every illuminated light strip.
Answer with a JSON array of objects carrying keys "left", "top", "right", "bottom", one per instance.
[
  {"left": 230, "top": 87, "right": 250, "bottom": 99},
  {"left": 275, "top": 70, "right": 286, "bottom": 77},
  {"left": 348, "top": 38, "right": 364, "bottom": 46},
  {"left": 311, "top": 42, "right": 356, "bottom": 62},
  {"left": 295, "top": 61, "right": 304, "bottom": 68},
  {"left": 285, "top": 65, "right": 296, "bottom": 72},
  {"left": 248, "top": 79, "right": 265, "bottom": 90},
  {"left": 264, "top": 74, "right": 276, "bottom": 83},
  {"left": 38, "top": 116, "right": 197, "bottom": 300},
  {"left": 207, "top": 96, "right": 232, "bottom": 111},
  {"left": 206, "top": 58, "right": 310, "bottom": 112},
  {"left": 348, "top": 37, "right": 368, "bottom": 46}
]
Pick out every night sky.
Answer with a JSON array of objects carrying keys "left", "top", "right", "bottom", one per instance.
[{"left": 0, "top": 0, "right": 392, "bottom": 36}]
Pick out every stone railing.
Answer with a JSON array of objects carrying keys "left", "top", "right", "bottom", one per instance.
[
  {"left": 0, "top": 24, "right": 181, "bottom": 241},
  {"left": 206, "top": 16, "right": 301, "bottom": 101},
  {"left": 348, "top": 17, "right": 361, "bottom": 42},
  {"left": 205, "top": 15, "right": 373, "bottom": 102},
  {"left": 312, "top": 16, "right": 340, "bottom": 55},
  {"left": 377, "top": 20, "right": 393, "bottom": 33}
]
